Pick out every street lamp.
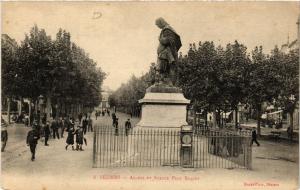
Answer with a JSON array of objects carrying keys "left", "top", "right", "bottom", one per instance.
[{"left": 237, "top": 102, "right": 243, "bottom": 124}]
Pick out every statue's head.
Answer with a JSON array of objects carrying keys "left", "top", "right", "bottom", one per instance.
[{"left": 155, "top": 17, "right": 168, "bottom": 29}]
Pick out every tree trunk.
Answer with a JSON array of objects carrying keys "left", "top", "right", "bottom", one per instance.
[
  {"left": 204, "top": 110, "right": 208, "bottom": 129},
  {"left": 289, "top": 111, "right": 294, "bottom": 141},
  {"left": 235, "top": 107, "right": 238, "bottom": 129},
  {"left": 193, "top": 109, "right": 196, "bottom": 127},
  {"left": 256, "top": 104, "right": 261, "bottom": 136},
  {"left": 212, "top": 110, "right": 217, "bottom": 128},
  {"left": 46, "top": 96, "right": 51, "bottom": 121},
  {"left": 64, "top": 101, "right": 67, "bottom": 116},
  {"left": 217, "top": 108, "right": 221, "bottom": 128},
  {"left": 78, "top": 104, "right": 81, "bottom": 114},
  {"left": 76, "top": 104, "right": 79, "bottom": 117},
  {"left": 70, "top": 104, "right": 74, "bottom": 118},
  {"left": 18, "top": 98, "right": 22, "bottom": 116},
  {"left": 34, "top": 99, "right": 38, "bottom": 114},
  {"left": 65, "top": 103, "right": 69, "bottom": 117},
  {"left": 28, "top": 99, "right": 32, "bottom": 126},
  {"left": 221, "top": 111, "right": 224, "bottom": 127},
  {"left": 7, "top": 97, "right": 11, "bottom": 124}
]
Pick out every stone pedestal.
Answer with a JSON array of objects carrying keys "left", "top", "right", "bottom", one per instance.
[{"left": 136, "top": 84, "right": 190, "bottom": 128}]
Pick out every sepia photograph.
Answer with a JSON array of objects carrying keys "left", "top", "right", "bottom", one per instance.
[{"left": 1, "top": 2, "right": 299, "bottom": 190}]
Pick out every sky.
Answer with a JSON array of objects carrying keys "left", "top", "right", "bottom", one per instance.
[{"left": 2, "top": 2, "right": 299, "bottom": 90}]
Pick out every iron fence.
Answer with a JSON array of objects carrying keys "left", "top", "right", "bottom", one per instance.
[
  {"left": 193, "top": 128, "right": 252, "bottom": 169},
  {"left": 93, "top": 125, "right": 252, "bottom": 169}
]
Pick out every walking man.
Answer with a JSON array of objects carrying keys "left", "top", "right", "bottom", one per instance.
[
  {"left": 1, "top": 118, "right": 8, "bottom": 152},
  {"left": 87, "top": 116, "right": 93, "bottom": 132},
  {"left": 125, "top": 118, "right": 132, "bottom": 136},
  {"left": 26, "top": 124, "right": 40, "bottom": 161},
  {"left": 251, "top": 128, "right": 260, "bottom": 146},
  {"left": 287, "top": 126, "right": 292, "bottom": 139},
  {"left": 44, "top": 121, "right": 51, "bottom": 146},
  {"left": 60, "top": 117, "right": 66, "bottom": 138},
  {"left": 82, "top": 117, "right": 88, "bottom": 135},
  {"left": 95, "top": 111, "right": 98, "bottom": 120},
  {"left": 114, "top": 118, "right": 119, "bottom": 136},
  {"left": 51, "top": 118, "right": 60, "bottom": 139},
  {"left": 112, "top": 112, "right": 117, "bottom": 126}
]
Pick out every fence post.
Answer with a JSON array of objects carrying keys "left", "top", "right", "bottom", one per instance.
[
  {"left": 248, "top": 137, "right": 252, "bottom": 170},
  {"left": 93, "top": 125, "right": 97, "bottom": 167}
]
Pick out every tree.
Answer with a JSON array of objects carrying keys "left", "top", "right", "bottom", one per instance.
[
  {"left": 1, "top": 34, "right": 19, "bottom": 123},
  {"left": 274, "top": 48, "right": 299, "bottom": 140},
  {"left": 178, "top": 42, "right": 236, "bottom": 128},
  {"left": 108, "top": 65, "right": 153, "bottom": 116},
  {"left": 3, "top": 25, "right": 106, "bottom": 121},
  {"left": 16, "top": 25, "right": 53, "bottom": 123},
  {"left": 247, "top": 46, "right": 280, "bottom": 135},
  {"left": 18, "top": 25, "right": 52, "bottom": 102},
  {"left": 221, "top": 41, "right": 251, "bottom": 128}
]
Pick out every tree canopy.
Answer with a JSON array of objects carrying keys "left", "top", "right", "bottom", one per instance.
[
  {"left": 2, "top": 25, "right": 106, "bottom": 114},
  {"left": 109, "top": 39, "right": 298, "bottom": 133}
]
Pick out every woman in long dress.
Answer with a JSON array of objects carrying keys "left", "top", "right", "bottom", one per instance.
[{"left": 65, "top": 122, "right": 75, "bottom": 150}]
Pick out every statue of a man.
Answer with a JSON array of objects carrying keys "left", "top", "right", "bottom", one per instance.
[{"left": 155, "top": 17, "right": 182, "bottom": 84}]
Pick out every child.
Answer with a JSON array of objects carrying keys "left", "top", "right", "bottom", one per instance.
[{"left": 75, "top": 126, "right": 84, "bottom": 151}]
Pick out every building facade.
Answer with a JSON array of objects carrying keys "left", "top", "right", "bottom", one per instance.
[{"left": 98, "top": 86, "right": 112, "bottom": 110}]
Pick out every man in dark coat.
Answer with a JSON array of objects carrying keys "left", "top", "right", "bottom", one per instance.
[
  {"left": 87, "top": 116, "right": 93, "bottom": 132},
  {"left": 95, "top": 111, "right": 98, "bottom": 120},
  {"left": 125, "top": 119, "right": 132, "bottom": 136},
  {"left": 60, "top": 117, "right": 66, "bottom": 138},
  {"left": 44, "top": 121, "right": 51, "bottom": 146},
  {"left": 51, "top": 118, "right": 60, "bottom": 139},
  {"left": 1, "top": 118, "right": 8, "bottom": 152},
  {"left": 112, "top": 112, "right": 117, "bottom": 126},
  {"left": 82, "top": 117, "right": 88, "bottom": 135},
  {"left": 251, "top": 128, "right": 260, "bottom": 146},
  {"left": 26, "top": 125, "right": 40, "bottom": 161},
  {"left": 114, "top": 118, "right": 119, "bottom": 136},
  {"left": 155, "top": 17, "right": 182, "bottom": 84}
]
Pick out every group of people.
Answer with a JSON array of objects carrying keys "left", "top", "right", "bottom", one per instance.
[
  {"left": 111, "top": 112, "right": 132, "bottom": 136},
  {"left": 26, "top": 113, "right": 93, "bottom": 161},
  {"left": 95, "top": 109, "right": 110, "bottom": 120}
]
